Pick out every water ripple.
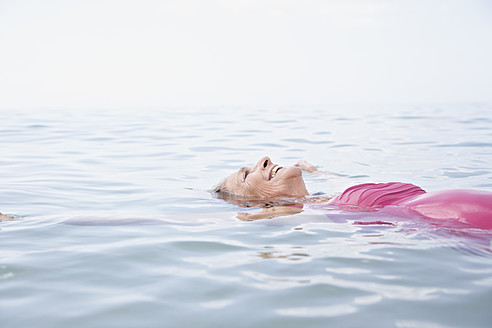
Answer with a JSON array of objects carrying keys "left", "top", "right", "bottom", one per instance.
[
  {"left": 2, "top": 105, "right": 492, "bottom": 328},
  {"left": 436, "top": 142, "right": 492, "bottom": 147}
]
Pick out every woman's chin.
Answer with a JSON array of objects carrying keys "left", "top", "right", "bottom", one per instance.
[
  {"left": 278, "top": 165, "right": 303, "bottom": 179},
  {"left": 274, "top": 166, "right": 308, "bottom": 196}
]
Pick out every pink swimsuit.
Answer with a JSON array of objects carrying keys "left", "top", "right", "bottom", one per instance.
[{"left": 330, "top": 182, "right": 492, "bottom": 229}]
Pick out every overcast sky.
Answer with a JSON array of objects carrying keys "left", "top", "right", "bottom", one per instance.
[{"left": 1, "top": 0, "right": 491, "bottom": 109}]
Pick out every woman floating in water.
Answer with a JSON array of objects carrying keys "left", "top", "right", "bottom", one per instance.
[{"left": 213, "top": 156, "right": 492, "bottom": 229}]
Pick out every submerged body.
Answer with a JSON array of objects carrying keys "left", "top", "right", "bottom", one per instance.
[
  {"left": 216, "top": 157, "right": 492, "bottom": 229},
  {"left": 330, "top": 182, "right": 492, "bottom": 229}
]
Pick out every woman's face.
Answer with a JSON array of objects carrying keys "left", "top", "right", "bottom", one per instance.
[{"left": 221, "top": 156, "right": 309, "bottom": 198}]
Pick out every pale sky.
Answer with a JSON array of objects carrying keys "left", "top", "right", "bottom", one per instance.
[{"left": 1, "top": 0, "right": 491, "bottom": 109}]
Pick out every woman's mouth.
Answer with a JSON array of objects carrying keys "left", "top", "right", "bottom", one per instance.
[{"left": 269, "top": 165, "right": 283, "bottom": 180}]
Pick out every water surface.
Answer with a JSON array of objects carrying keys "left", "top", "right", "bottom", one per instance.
[{"left": 1, "top": 104, "right": 492, "bottom": 327}]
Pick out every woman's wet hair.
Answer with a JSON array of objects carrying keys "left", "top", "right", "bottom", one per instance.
[
  {"left": 210, "top": 181, "right": 227, "bottom": 194},
  {"left": 211, "top": 181, "right": 301, "bottom": 208}
]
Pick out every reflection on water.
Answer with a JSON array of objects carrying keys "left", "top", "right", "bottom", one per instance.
[
  {"left": 257, "top": 246, "right": 310, "bottom": 262},
  {"left": 1, "top": 104, "right": 492, "bottom": 328}
]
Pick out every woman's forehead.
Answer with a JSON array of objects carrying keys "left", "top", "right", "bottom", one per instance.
[
  {"left": 226, "top": 169, "right": 242, "bottom": 184},
  {"left": 226, "top": 168, "right": 247, "bottom": 188}
]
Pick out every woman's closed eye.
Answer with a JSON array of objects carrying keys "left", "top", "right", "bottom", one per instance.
[{"left": 242, "top": 168, "right": 250, "bottom": 182}]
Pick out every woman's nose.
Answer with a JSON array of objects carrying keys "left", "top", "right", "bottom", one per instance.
[{"left": 257, "top": 156, "right": 271, "bottom": 170}]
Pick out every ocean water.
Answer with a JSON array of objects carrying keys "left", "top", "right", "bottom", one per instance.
[{"left": 1, "top": 104, "right": 492, "bottom": 328}]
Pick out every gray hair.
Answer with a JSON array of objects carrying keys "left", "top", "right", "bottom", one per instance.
[{"left": 211, "top": 181, "right": 227, "bottom": 194}]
